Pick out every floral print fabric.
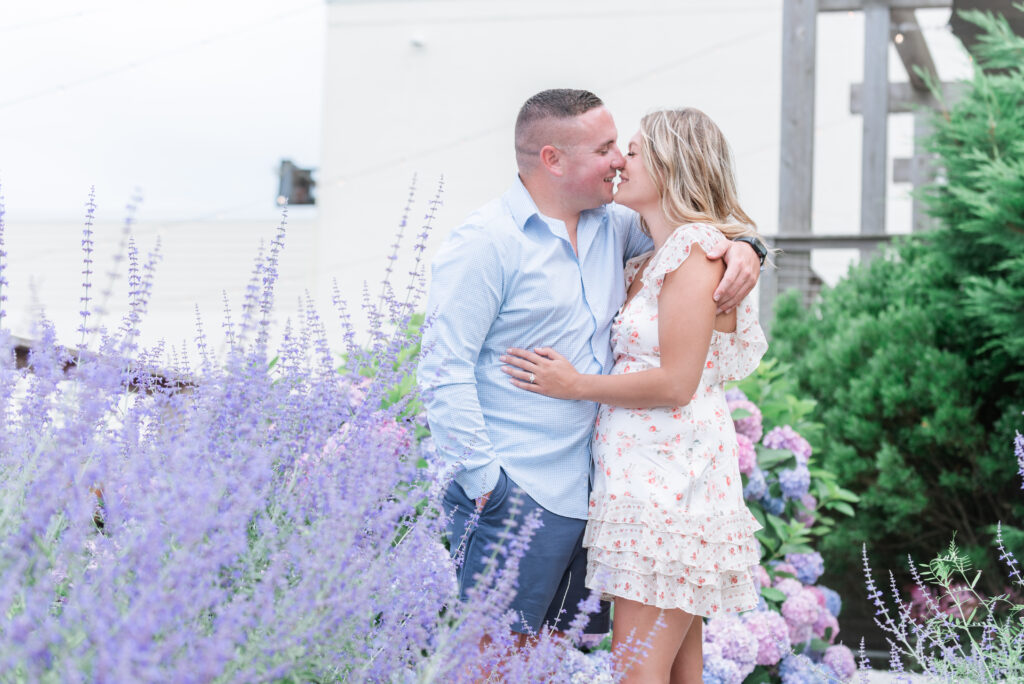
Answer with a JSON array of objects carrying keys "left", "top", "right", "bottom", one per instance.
[{"left": 583, "top": 223, "right": 768, "bottom": 616}]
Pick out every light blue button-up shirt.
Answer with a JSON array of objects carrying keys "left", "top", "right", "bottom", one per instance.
[{"left": 418, "top": 178, "right": 652, "bottom": 519}]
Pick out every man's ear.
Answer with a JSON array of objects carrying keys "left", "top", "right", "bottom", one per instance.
[{"left": 539, "top": 145, "right": 564, "bottom": 177}]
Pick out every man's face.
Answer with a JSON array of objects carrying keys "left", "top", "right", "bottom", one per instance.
[{"left": 558, "top": 106, "right": 624, "bottom": 210}]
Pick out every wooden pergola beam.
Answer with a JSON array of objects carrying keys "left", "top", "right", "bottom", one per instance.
[
  {"left": 891, "top": 9, "right": 939, "bottom": 91},
  {"left": 768, "top": 233, "right": 894, "bottom": 250},
  {"left": 818, "top": 0, "right": 950, "bottom": 11},
  {"left": 850, "top": 80, "right": 964, "bottom": 113},
  {"left": 861, "top": 2, "right": 890, "bottom": 242}
]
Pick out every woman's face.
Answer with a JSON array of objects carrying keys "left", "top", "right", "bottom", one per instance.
[{"left": 613, "top": 130, "right": 660, "bottom": 213}]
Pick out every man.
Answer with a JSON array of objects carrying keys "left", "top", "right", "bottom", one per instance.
[{"left": 417, "top": 89, "right": 762, "bottom": 640}]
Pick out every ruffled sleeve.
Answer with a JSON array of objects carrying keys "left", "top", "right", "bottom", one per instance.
[
  {"left": 640, "top": 223, "right": 727, "bottom": 294},
  {"left": 641, "top": 223, "right": 767, "bottom": 383}
]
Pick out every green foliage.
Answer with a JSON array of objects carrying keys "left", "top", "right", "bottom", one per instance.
[
  {"left": 732, "top": 360, "right": 859, "bottom": 573},
  {"left": 769, "top": 6, "right": 1024, "bottom": 588}
]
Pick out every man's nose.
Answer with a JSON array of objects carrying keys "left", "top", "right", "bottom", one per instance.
[{"left": 610, "top": 147, "right": 625, "bottom": 169}]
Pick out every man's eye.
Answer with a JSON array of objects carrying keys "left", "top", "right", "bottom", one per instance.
[{"left": 598, "top": 148, "right": 610, "bottom": 155}]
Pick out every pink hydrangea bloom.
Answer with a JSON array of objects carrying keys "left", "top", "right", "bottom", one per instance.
[
  {"left": 774, "top": 578, "right": 803, "bottom": 599},
  {"left": 782, "top": 588, "right": 821, "bottom": 628},
  {"left": 752, "top": 564, "right": 771, "bottom": 590},
  {"left": 736, "top": 433, "right": 756, "bottom": 475},
  {"left": 772, "top": 561, "right": 799, "bottom": 579},
  {"left": 823, "top": 645, "right": 857, "bottom": 680},
  {"left": 805, "top": 585, "right": 826, "bottom": 608},
  {"left": 741, "top": 610, "right": 791, "bottom": 666},
  {"left": 728, "top": 400, "right": 763, "bottom": 443},
  {"left": 813, "top": 609, "right": 839, "bottom": 642}
]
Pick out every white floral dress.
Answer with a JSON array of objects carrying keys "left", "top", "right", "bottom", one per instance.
[{"left": 583, "top": 223, "right": 767, "bottom": 616}]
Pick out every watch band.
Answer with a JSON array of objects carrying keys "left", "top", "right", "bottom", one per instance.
[{"left": 734, "top": 236, "right": 767, "bottom": 266}]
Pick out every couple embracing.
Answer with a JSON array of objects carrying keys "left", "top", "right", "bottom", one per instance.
[{"left": 418, "top": 89, "right": 769, "bottom": 682}]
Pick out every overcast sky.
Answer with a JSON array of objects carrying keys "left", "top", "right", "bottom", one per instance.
[{"left": 0, "top": 0, "right": 325, "bottom": 222}]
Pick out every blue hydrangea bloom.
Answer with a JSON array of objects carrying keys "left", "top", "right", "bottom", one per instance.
[
  {"left": 779, "top": 653, "right": 821, "bottom": 684},
  {"left": 702, "top": 655, "right": 743, "bottom": 684},
  {"left": 818, "top": 585, "right": 842, "bottom": 617},
  {"left": 779, "top": 464, "right": 811, "bottom": 500},
  {"left": 743, "top": 467, "right": 768, "bottom": 501},
  {"left": 785, "top": 552, "right": 825, "bottom": 585},
  {"left": 761, "top": 494, "right": 785, "bottom": 516}
]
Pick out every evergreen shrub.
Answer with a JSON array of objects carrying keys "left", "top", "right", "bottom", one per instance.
[{"left": 768, "top": 7, "right": 1024, "bottom": 590}]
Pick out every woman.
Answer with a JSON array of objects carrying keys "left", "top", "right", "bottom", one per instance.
[{"left": 500, "top": 108, "right": 767, "bottom": 683}]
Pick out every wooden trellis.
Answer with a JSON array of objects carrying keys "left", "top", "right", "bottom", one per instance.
[{"left": 760, "top": 0, "right": 958, "bottom": 331}]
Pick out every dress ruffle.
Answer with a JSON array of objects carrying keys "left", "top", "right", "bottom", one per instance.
[{"left": 583, "top": 496, "right": 761, "bottom": 613}]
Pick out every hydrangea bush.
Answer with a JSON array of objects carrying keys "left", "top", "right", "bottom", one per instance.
[
  {"left": 0, "top": 184, "right": 597, "bottom": 682},
  {"left": 701, "top": 360, "right": 861, "bottom": 683}
]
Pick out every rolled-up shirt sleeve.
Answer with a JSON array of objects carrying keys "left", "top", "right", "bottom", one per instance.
[{"left": 417, "top": 223, "right": 504, "bottom": 500}]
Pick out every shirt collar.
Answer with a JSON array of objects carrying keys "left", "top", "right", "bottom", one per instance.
[
  {"left": 504, "top": 175, "right": 610, "bottom": 233},
  {"left": 504, "top": 176, "right": 541, "bottom": 231}
]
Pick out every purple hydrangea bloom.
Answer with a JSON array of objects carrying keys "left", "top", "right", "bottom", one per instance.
[
  {"left": 762, "top": 425, "right": 812, "bottom": 464},
  {"left": 818, "top": 585, "right": 842, "bottom": 617},
  {"left": 728, "top": 399, "right": 763, "bottom": 443},
  {"left": 743, "top": 467, "right": 767, "bottom": 501},
  {"left": 794, "top": 492, "right": 817, "bottom": 526},
  {"left": 782, "top": 588, "right": 822, "bottom": 628},
  {"left": 701, "top": 654, "right": 743, "bottom": 684},
  {"left": 785, "top": 552, "right": 825, "bottom": 585},
  {"left": 823, "top": 644, "right": 856, "bottom": 681},
  {"left": 705, "top": 616, "right": 758, "bottom": 673},
  {"left": 779, "top": 465, "right": 811, "bottom": 500},
  {"left": 761, "top": 494, "right": 785, "bottom": 516},
  {"left": 742, "top": 609, "right": 791, "bottom": 666},
  {"left": 779, "top": 653, "right": 820, "bottom": 684},
  {"left": 724, "top": 387, "right": 748, "bottom": 403}
]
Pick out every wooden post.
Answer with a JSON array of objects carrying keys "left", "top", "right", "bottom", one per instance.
[
  {"left": 860, "top": 2, "right": 890, "bottom": 260},
  {"left": 766, "top": 0, "right": 817, "bottom": 331}
]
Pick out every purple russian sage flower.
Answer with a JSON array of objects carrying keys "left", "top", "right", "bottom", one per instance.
[
  {"left": 742, "top": 609, "right": 791, "bottom": 666},
  {"left": 762, "top": 425, "right": 812, "bottom": 465},
  {"left": 1015, "top": 430, "right": 1023, "bottom": 489},
  {"left": 728, "top": 399, "right": 763, "bottom": 443},
  {"left": 778, "top": 464, "right": 811, "bottom": 500},
  {"left": 823, "top": 644, "right": 857, "bottom": 681},
  {"left": 743, "top": 467, "right": 767, "bottom": 501},
  {"left": 704, "top": 615, "right": 758, "bottom": 675},
  {"left": 736, "top": 433, "right": 756, "bottom": 475},
  {"left": 785, "top": 551, "right": 825, "bottom": 585},
  {"left": 779, "top": 653, "right": 819, "bottom": 684}
]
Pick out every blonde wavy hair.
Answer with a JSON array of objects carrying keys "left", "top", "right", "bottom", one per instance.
[{"left": 638, "top": 108, "right": 762, "bottom": 243}]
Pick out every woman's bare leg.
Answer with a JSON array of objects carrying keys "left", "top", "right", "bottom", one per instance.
[
  {"left": 669, "top": 615, "right": 703, "bottom": 684},
  {"left": 611, "top": 598, "right": 696, "bottom": 683}
]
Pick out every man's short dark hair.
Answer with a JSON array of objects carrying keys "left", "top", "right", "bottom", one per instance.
[{"left": 514, "top": 89, "right": 604, "bottom": 156}]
